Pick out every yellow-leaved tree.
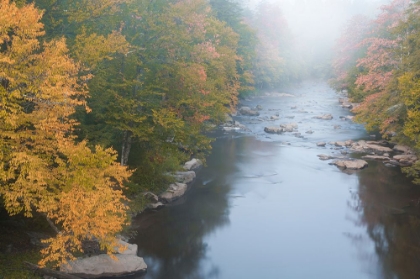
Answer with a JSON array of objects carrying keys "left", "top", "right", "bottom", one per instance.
[{"left": 0, "top": 0, "right": 131, "bottom": 267}]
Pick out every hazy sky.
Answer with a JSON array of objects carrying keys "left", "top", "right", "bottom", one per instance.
[{"left": 243, "top": 0, "right": 390, "bottom": 62}]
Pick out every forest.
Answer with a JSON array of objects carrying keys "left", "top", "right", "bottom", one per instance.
[
  {"left": 331, "top": 0, "right": 420, "bottom": 183},
  {"left": 0, "top": 0, "right": 305, "bottom": 272}
]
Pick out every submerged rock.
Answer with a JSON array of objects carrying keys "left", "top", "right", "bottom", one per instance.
[
  {"left": 313, "top": 114, "right": 333, "bottom": 120},
  {"left": 60, "top": 254, "right": 147, "bottom": 279}
]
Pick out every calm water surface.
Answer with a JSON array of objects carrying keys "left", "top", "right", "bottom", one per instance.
[{"left": 130, "top": 81, "right": 420, "bottom": 279}]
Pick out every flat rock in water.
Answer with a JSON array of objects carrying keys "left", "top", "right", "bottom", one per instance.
[
  {"left": 362, "top": 155, "right": 390, "bottom": 161},
  {"left": 183, "top": 158, "right": 202, "bottom": 170},
  {"left": 317, "top": 154, "right": 335, "bottom": 160},
  {"left": 350, "top": 140, "right": 393, "bottom": 154},
  {"left": 330, "top": 159, "right": 368, "bottom": 170},
  {"left": 159, "top": 183, "right": 188, "bottom": 203},
  {"left": 317, "top": 142, "right": 326, "bottom": 147},
  {"left": 60, "top": 254, "right": 147, "bottom": 279}
]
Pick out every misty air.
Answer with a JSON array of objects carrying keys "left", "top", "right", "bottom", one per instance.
[{"left": 1, "top": 0, "right": 420, "bottom": 278}]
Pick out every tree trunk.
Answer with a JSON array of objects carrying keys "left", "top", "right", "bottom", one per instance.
[
  {"left": 24, "top": 262, "right": 82, "bottom": 279},
  {"left": 121, "top": 130, "right": 132, "bottom": 166}
]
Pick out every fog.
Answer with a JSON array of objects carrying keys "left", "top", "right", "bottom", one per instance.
[{"left": 243, "top": 0, "right": 390, "bottom": 76}]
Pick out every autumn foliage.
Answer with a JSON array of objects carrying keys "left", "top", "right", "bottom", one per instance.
[{"left": 0, "top": 0, "right": 130, "bottom": 266}]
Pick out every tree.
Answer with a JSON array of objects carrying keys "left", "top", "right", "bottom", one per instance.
[{"left": 0, "top": 0, "right": 130, "bottom": 266}]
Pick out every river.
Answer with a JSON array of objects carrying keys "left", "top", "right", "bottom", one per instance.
[{"left": 129, "top": 81, "right": 420, "bottom": 279}]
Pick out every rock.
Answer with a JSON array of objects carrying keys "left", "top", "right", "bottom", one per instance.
[
  {"left": 280, "top": 123, "right": 298, "bottom": 132},
  {"left": 239, "top": 106, "right": 260, "bottom": 116},
  {"left": 159, "top": 183, "right": 188, "bottom": 203},
  {"left": 146, "top": 202, "right": 165, "bottom": 210},
  {"left": 393, "top": 144, "right": 413, "bottom": 154},
  {"left": 334, "top": 125, "right": 341, "bottom": 129},
  {"left": 361, "top": 155, "right": 390, "bottom": 161},
  {"left": 256, "top": 105, "right": 263, "bottom": 111},
  {"left": 350, "top": 140, "right": 393, "bottom": 154},
  {"left": 317, "top": 154, "right": 335, "bottom": 160},
  {"left": 183, "top": 158, "right": 203, "bottom": 170},
  {"left": 173, "top": 171, "right": 196, "bottom": 184},
  {"left": 224, "top": 113, "right": 233, "bottom": 123},
  {"left": 143, "top": 192, "right": 158, "bottom": 203},
  {"left": 306, "top": 130, "right": 314, "bottom": 134},
  {"left": 114, "top": 240, "right": 137, "bottom": 256},
  {"left": 285, "top": 116, "right": 295, "bottom": 119},
  {"left": 264, "top": 126, "right": 284, "bottom": 134},
  {"left": 60, "top": 254, "right": 147, "bottom": 279},
  {"left": 291, "top": 106, "right": 297, "bottom": 109},
  {"left": 345, "top": 115, "right": 354, "bottom": 121},
  {"left": 393, "top": 154, "right": 418, "bottom": 166},
  {"left": 330, "top": 159, "right": 368, "bottom": 170},
  {"left": 334, "top": 141, "right": 347, "bottom": 147},
  {"left": 313, "top": 114, "right": 333, "bottom": 120},
  {"left": 341, "top": 103, "right": 353, "bottom": 109},
  {"left": 270, "top": 115, "right": 280, "bottom": 120},
  {"left": 317, "top": 142, "right": 326, "bottom": 147},
  {"left": 293, "top": 132, "right": 302, "bottom": 138}
]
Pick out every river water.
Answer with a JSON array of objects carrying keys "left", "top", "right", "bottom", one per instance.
[{"left": 130, "top": 81, "right": 420, "bottom": 279}]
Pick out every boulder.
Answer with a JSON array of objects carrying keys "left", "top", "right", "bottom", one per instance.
[
  {"left": 255, "top": 105, "right": 263, "bottom": 111},
  {"left": 306, "top": 130, "right": 314, "bottom": 134},
  {"left": 174, "top": 171, "right": 196, "bottom": 184},
  {"left": 183, "top": 158, "right": 203, "bottom": 171},
  {"left": 239, "top": 107, "right": 260, "bottom": 116},
  {"left": 330, "top": 159, "right": 368, "bottom": 170},
  {"left": 264, "top": 126, "right": 284, "bottom": 134},
  {"left": 114, "top": 240, "right": 137, "bottom": 256},
  {"left": 313, "top": 114, "right": 333, "bottom": 120},
  {"left": 60, "top": 254, "right": 147, "bottom": 279},
  {"left": 159, "top": 183, "right": 188, "bottom": 203},
  {"left": 270, "top": 115, "right": 280, "bottom": 120},
  {"left": 393, "top": 144, "right": 413, "bottom": 154},
  {"left": 393, "top": 154, "right": 418, "bottom": 166},
  {"left": 317, "top": 142, "right": 326, "bottom": 147}
]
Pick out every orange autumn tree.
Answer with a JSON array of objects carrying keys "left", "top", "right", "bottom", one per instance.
[{"left": 0, "top": 0, "right": 130, "bottom": 267}]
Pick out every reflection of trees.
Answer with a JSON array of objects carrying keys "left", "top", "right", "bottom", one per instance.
[
  {"left": 129, "top": 135, "right": 242, "bottom": 279},
  {"left": 349, "top": 160, "right": 420, "bottom": 279}
]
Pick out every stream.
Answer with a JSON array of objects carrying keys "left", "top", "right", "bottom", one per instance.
[{"left": 130, "top": 81, "right": 420, "bottom": 279}]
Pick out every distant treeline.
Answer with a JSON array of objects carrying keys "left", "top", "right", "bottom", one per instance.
[
  {"left": 0, "top": 0, "right": 304, "bottom": 266},
  {"left": 331, "top": 0, "right": 420, "bottom": 184}
]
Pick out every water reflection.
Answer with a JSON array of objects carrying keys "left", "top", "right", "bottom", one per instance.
[
  {"left": 350, "top": 160, "right": 420, "bottom": 279},
  {"left": 130, "top": 133, "right": 241, "bottom": 279}
]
